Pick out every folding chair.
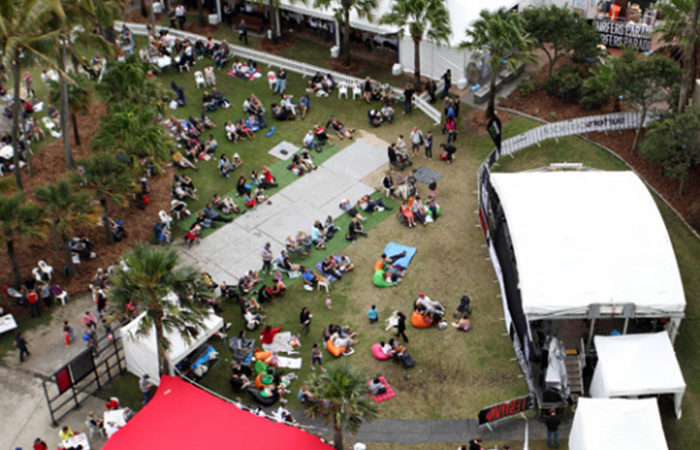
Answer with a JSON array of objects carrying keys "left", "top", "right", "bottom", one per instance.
[
  {"left": 267, "top": 71, "right": 277, "bottom": 90},
  {"left": 352, "top": 83, "right": 362, "bottom": 100},
  {"left": 338, "top": 82, "right": 349, "bottom": 99},
  {"left": 194, "top": 71, "right": 205, "bottom": 89}
]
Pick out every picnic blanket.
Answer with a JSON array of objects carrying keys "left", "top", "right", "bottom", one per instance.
[
  {"left": 383, "top": 242, "right": 417, "bottom": 269},
  {"left": 314, "top": 254, "right": 347, "bottom": 282},
  {"left": 277, "top": 356, "right": 302, "bottom": 369},
  {"left": 227, "top": 66, "right": 262, "bottom": 81},
  {"left": 262, "top": 331, "right": 299, "bottom": 354},
  {"left": 367, "top": 377, "right": 395, "bottom": 403}
]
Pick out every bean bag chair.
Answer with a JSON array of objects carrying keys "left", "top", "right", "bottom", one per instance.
[
  {"left": 254, "top": 372, "right": 274, "bottom": 389},
  {"left": 326, "top": 339, "right": 346, "bottom": 357},
  {"left": 248, "top": 387, "right": 279, "bottom": 407},
  {"left": 254, "top": 350, "right": 272, "bottom": 363},
  {"left": 372, "top": 270, "right": 394, "bottom": 288},
  {"left": 411, "top": 310, "right": 432, "bottom": 328},
  {"left": 371, "top": 343, "right": 392, "bottom": 361},
  {"left": 254, "top": 359, "right": 268, "bottom": 375},
  {"left": 425, "top": 205, "right": 441, "bottom": 217}
]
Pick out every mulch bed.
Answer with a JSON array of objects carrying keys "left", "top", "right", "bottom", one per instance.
[
  {"left": 1, "top": 102, "right": 174, "bottom": 316},
  {"left": 496, "top": 63, "right": 699, "bottom": 232}
]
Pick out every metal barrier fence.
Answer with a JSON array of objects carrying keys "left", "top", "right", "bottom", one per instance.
[
  {"left": 114, "top": 21, "right": 443, "bottom": 124},
  {"left": 42, "top": 329, "right": 126, "bottom": 426}
]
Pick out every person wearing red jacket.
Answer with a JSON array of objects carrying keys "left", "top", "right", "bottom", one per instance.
[{"left": 260, "top": 325, "right": 281, "bottom": 344}]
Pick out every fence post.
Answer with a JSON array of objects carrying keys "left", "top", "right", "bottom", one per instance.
[{"left": 42, "top": 380, "right": 58, "bottom": 427}]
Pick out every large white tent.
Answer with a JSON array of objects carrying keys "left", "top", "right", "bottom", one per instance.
[
  {"left": 277, "top": 0, "right": 520, "bottom": 81},
  {"left": 569, "top": 398, "right": 669, "bottom": 450},
  {"left": 489, "top": 171, "right": 686, "bottom": 320},
  {"left": 590, "top": 332, "right": 686, "bottom": 418},
  {"left": 120, "top": 294, "right": 224, "bottom": 382}
]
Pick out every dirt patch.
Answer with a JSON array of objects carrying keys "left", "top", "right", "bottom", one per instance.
[
  {"left": 258, "top": 35, "right": 294, "bottom": 54},
  {"left": 1, "top": 103, "right": 174, "bottom": 316}
]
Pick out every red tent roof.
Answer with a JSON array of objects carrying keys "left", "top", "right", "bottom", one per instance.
[{"left": 103, "top": 375, "right": 332, "bottom": 450}]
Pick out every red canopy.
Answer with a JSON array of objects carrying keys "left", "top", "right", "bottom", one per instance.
[{"left": 103, "top": 375, "right": 332, "bottom": 450}]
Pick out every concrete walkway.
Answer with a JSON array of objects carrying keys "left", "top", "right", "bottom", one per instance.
[{"left": 179, "top": 137, "right": 388, "bottom": 283}]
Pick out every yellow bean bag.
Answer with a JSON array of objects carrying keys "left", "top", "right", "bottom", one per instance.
[
  {"left": 326, "top": 339, "right": 346, "bottom": 357},
  {"left": 411, "top": 310, "right": 433, "bottom": 328}
]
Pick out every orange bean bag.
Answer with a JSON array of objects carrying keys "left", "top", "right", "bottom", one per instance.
[
  {"left": 254, "top": 351, "right": 272, "bottom": 362},
  {"left": 254, "top": 372, "right": 274, "bottom": 389},
  {"left": 326, "top": 339, "right": 346, "bottom": 357},
  {"left": 411, "top": 310, "right": 432, "bottom": 328}
]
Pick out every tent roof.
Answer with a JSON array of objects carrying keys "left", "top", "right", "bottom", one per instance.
[
  {"left": 102, "top": 375, "right": 333, "bottom": 450},
  {"left": 490, "top": 171, "right": 685, "bottom": 318},
  {"left": 569, "top": 398, "right": 669, "bottom": 450},
  {"left": 278, "top": 0, "right": 519, "bottom": 47},
  {"left": 591, "top": 332, "right": 686, "bottom": 398}
]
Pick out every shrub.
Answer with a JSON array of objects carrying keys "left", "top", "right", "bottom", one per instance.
[
  {"left": 518, "top": 79, "right": 536, "bottom": 96},
  {"left": 545, "top": 66, "right": 585, "bottom": 103}
]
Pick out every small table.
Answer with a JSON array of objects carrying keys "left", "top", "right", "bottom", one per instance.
[
  {"left": 63, "top": 432, "right": 90, "bottom": 449},
  {"left": 104, "top": 408, "right": 127, "bottom": 437},
  {"left": 156, "top": 56, "right": 172, "bottom": 69},
  {"left": 0, "top": 145, "right": 13, "bottom": 160},
  {"left": 0, "top": 314, "right": 17, "bottom": 334}
]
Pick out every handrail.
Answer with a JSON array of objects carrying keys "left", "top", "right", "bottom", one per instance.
[{"left": 115, "top": 21, "right": 443, "bottom": 125}]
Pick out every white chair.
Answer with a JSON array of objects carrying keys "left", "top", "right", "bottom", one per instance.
[
  {"left": 41, "top": 116, "right": 56, "bottom": 131},
  {"left": 86, "top": 419, "right": 106, "bottom": 439},
  {"left": 38, "top": 260, "right": 53, "bottom": 280},
  {"left": 317, "top": 279, "right": 330, "bottom": 293},
  {"left": 267, "top": 71, "right": 277, "bottom": 90},
  {"left": 338, "top": 82, "right": 349, "bottom": 99},
  {"left": 352, "top": 83, "right": 362, "bottom": 100},
  {"left": 51, "top": 285, "right": 68, "bottom": 306},
  {"left": 158, "top": 210, "right": 173, "bottom": 228},
  {"left": 194, "top": 71, "right": 205, "bottom": 89}
]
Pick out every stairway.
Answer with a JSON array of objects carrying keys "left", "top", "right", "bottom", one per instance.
[{"left": 565, "top": 351, "right": 584, "bottom": 397}]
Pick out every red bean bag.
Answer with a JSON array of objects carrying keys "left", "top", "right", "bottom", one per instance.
[
  {"left": 326, "top": 339, "right": 346, "bottom": 357},
  {"left": 371, "top": 343, "right": 392, "bottom": 360},
  {"left": 411, "top": 310, "right": 432, "bottom": 328}
]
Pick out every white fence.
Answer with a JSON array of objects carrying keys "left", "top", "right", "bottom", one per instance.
[{"left": 115, "top": 21, "right": 443, "bottom": 124}]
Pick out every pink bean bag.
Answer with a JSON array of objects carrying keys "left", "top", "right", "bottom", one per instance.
[{"left": 371, "top": 343, "right": 392, "bottom": 360}]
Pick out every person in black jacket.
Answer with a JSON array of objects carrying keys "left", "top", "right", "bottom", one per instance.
[
  {"left": 545, "top": 409, "right": 561, "bottom": 448},
  {"left": 395, "top": 311, "right": 408, "bottom": 343}
]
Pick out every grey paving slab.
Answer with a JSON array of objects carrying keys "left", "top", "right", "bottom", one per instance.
[
  {"left": 233, "top": 194, "right": 293, "bottom": 231},
  {"left": 321, "top": 139, "right": 387, "bottom": 180},
  {"left": 256, "top": 201, "right": 326, "bottom": 243},
  {"left": 267, "top": 140, "right": 298, "bottom": 160},
  {"left": 318, "top": 182, "right": 375, "bottom": 219},
  {"left": 278, "top": 167, "right": 356, "bottom": 208}
]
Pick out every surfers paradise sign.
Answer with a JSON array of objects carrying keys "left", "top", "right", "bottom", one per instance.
[{"left": 594, "top": 19, "right": 652, "bottom": 52}]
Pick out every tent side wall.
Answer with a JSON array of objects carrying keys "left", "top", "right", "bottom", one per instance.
[
  {"left": 398, "top": 37, "right": 469, "bottom": 81},
  {"left": 120, "top": 313, "right": 161, "bottom": 382}
]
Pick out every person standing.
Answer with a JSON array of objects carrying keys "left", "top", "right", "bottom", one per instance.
[
  {"left": 311, "top": 342, "right": 323, "bottom": 370},
  {"left": 424, "top": 130, "right": 433, "bottom": 158},
  {"left": 63, "top": 321, "right": 75, "bottom": 346},
  {"left": 274, "top": 68, "right": 287, "bottom": 94},
  {"left": 15, "top": 331, "right": 30, "bottom": 362},
  {"left": 33, "top": 437, "right": 48, "bottom": 450},
  {"left": 395, "top": 311, "right": 408, "bottom": 343},
  {"left": 299, "top": 307, "right": 311, "bottom": 334},
  {"left": 175, "top": 4, "right": 186, "bottom": 30},
  {"left": 409, "top": 127, "right": 423, "bottom": 157},
  {"left": 261, "top": 242, "right": 273, "bottom": 274},
  {"left": 425, "top": 79, "right": 437, "bottom": 103},
  {"left": 81, "top": 311, "right": 98, "bottom": 332},
  {"left": 367, "top": 305, "right": 378, "bottom": 323},
  {"left": 238, "top": 20, "right": 248, "bottom": 45},
  {"left": 27, "top": 289, "right": 41, "bottom": 317},
  {"left": 468, "top": 436, "right": 485, "bottom": 450},
  {"left": 441, "top": 69, "right": 451, "bottom": 98},
  {"left": 403, "top": 83, "right": 415, "bottom": 114},
  {"left": 545, "top": 409, "right": 561, "bottom": 448},
  {"left": 139, "top": 374, "right": 155, "bottom": 404}
]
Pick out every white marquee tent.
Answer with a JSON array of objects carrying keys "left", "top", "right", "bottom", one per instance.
[
  {"left": 277, "top": 0, "right": 520, "bottom": 81},
  {"left": 120, "top": 294, "right": 224, "bottom": 382},
  {"left": 590, "top": 332, "right": 686, "bottom": 418},
  {"left": 489, "top": 171, "right": 686, "bottom": 322},
  {"left": 569, "top": 398, "right": 669, "bottom": 450}
]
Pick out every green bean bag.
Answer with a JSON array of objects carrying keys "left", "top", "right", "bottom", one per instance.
[
  {"left": 425, "top": 204, "right": 441, "bottom": 218},
  {"left": 373, "top": 270, "right": 394, "bottom": 288},
  {"left": 254, "top": 359, "right": 268, "bottom": 375}
]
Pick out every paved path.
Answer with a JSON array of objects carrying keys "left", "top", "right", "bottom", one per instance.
[{"left": 179, "top": 137, "right": 388, "bottom": 283}]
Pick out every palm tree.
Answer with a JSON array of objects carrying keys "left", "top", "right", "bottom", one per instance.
[
  {"left": 98, "top": 56, "right": 164, "bottom": 109},
  {"left": 73, "top": 153, "right": 133, "bottom": 244},
  {"left": 34, "top": 179, "right": 97, "bottom": 277},
  {"left": 0, "top": 193, "right": 45, "bottom": 288},
  {"left": 656, "top": 0, "right": 700, "bottom": 112},
  {"left": 380, "top": 0, "right": 451, "bottom": 87},
  {"left": 47, "top": 74, "right": 92, "bottom": 147},
  {"left": 0, "top": 0, "right": 64, "bottom": 190},
  {"left": 460, "top": 8, "right": 536, "bottom": 119},
  {"left": 304, "top": 364, "right": 378, "bottom": 450},
  {"left": 107, "top": 244, "right": 215, "bottom": 374},
  {"left": 313, "top": 0, "right": 378, "bottom": 67},
  {"left": 92, "top": 104, "right": 172, "bottom": 172}
]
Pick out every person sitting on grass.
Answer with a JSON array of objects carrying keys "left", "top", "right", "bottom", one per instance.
[
  {"left": 211, "top": 87, "right": 231, "bottom": 109},
  {"left": 321, "top": 256, "right": 342, "bottom": 279},
  {"left": 277, "top": 250, "right": 301, "bottom": 272},
  {"left": 296, "top": 231, "right": 313, "bottom": 254},
  {"left": 389, "top": 338, "right": 408, "bottom": 362},
  {"left": 236, "top": 176, "right": 251, "bottom": 197},
  {"left": 330, "top": 325, "right": 357, "bottom": 354},
  {"left": 271, "top": 103, "right": 289, "bottom": 121},
  {"left": 452, "top": 315, "right": 471, "bottom": 332},
  {"left": 230, "top": 152, "right": 243, "bottom": 170},
  {"left": 264, "top": 272, "right": 287, "bottom": 297},
  {"left": 337, "top": 255, "right": 354, "bottom": 272},
  {"left": 301, "top": 266, "right": 327, "bottom": 291},
  {"left": 339, "top": 198, "right": 367, "bottom": 221},
  {"left": 255, "top": 187, "right": 269, "bottom": 204},
  {"left": 230, "top": 372, "right": 253, "bottom": 391},
  {"left": 311, "top": 221, "right": 326, "bottom": 249},
  {"left": 259, "top": 166, "right": 277, "bottom": 188},
  {"left": 219, "top": 154, "right": 233, "bottom": 177},
  {"left": 225, "top": 121, "right": 241, "bottom": 142},
  {"left": 171, "top": 149, "right": 198, "bottom": 170},
  {"left": 324, "top": 216, "right": 341, "bottom": 238},
  {"left": 173, "top": 181, "right": 198, "bottom": 201},
  {"left": 183, "top": 137, "right": 203, "bottom": 162},
  {"left": 368, "top": 377, "right": 387, "bottom": 395},
  {"left": 368, "top": 109, "right": 383, "bottom": 127},
  {"left": 244, "top": 305, "right": 263, "bottom": 330},
  {"left": 244, "top": 191, "right": 257, "bottom": 208},
  {"left": 212, "top": 193, "right": 243, "bottom": 215},
  {"left": 357, "top": 194, "right": 392, "bottom": 213},
  {"left": 204, "top": 203, "right": 232, "bottom": 224},
  {"left": 235, "top": 119, "right": 255, "bottom": 140},
  {"left": 195, "top": 211, "right": 215, "bottom": 229},
  {"left": 381, "top": 103, "right": 395, "bottom": 123},
  {"left": 298, "top": 94, "right": 310, "bottom": 119},
  {"left": 412, "top": 195, "right": 428, "bottom": 225},
  {"left": 303, "top": 130, "right": 317, "bottom": 151},
  {"left": 171, "top": 199, "right": 191, "bottom": 219},
  {"left": 202, "top": 90, "right": 218, "bottom": 111},
  {"left": 346, "top": 217, "right": 367, "bottom": 241},
  {"left": 203, "top": 135, "right": 218, "bottom": 154},
  {"left": 184, "top": 223, "right": 201, "bottom": 248},
  {"left": 326, "top": 115, "right": 355, "bottom": 139},
  {"left": 314, "top": 124, "right": 329, "bottom": 145},
  {"left": 280, "top": 94, "right": 297, "bottom": 117}
]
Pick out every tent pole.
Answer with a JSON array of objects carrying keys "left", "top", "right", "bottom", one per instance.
[
  {"left": 587, "top": 318, "right": 596, "bottom": 352},
  {"left": 334, "top": 20, "right": 340, "bottom": 47},
  {"left": 623, "top": 318, "right": 629, "bottom": 334}
]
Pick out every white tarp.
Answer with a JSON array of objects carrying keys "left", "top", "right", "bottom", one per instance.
[
  {"left": 569, "top": 398, "right": 669, "bottom": 450},
  {"left": 120, "top": 295, "right": 224, "bottom": 382},
  {"left": 489, "top": 171, "right": 686, "bottom": 318},
  {"left": 590, "top": 332, "right": 686, "bottom": 418}
]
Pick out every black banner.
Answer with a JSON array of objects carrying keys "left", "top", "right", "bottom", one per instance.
[
  {"left": 478, "top": 395, "right": 534, "bottom": 425},
  {"left": 69, "top": 350, "right": 95, "bottom": 384},
  {"left": 594, "top": 19, "right": 652, "bottom": 52},
  {"left": 487, "top": 116, "right": 502, "bottom": 154}
]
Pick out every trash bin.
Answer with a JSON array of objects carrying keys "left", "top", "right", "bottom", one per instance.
[
  {"left": 392, "top": 63, "right": 402, "bottom": 76},
  {"left": 208, "top": 14, "right": 219, "bottom": 25},
  {"left": 153, "top": 1, "right": 162, "bottom": 13},
  {"left": 456, "top": 78, "right": 468, "bottom": 90},
  {"left": 330, "top": 46, "right": 340, "bottom": 58}
]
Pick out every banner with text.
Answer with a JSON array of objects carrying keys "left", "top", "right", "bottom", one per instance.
[
  {"left": 478, "top": 395, "right": 535, "bottom": 426},
  {"left": 594, "top": 19, "right": 652, "bottom": 51}
]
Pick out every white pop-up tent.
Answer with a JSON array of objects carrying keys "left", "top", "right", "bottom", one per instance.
[
  {"left": 120, "top": 294, "right": 224, "bottom": 382},
  {"left": 590, "top": 332, "right": 686, "bottom": 418},
  {"left": 569, "top": 398, "right": 669, "bottom": 450}
]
